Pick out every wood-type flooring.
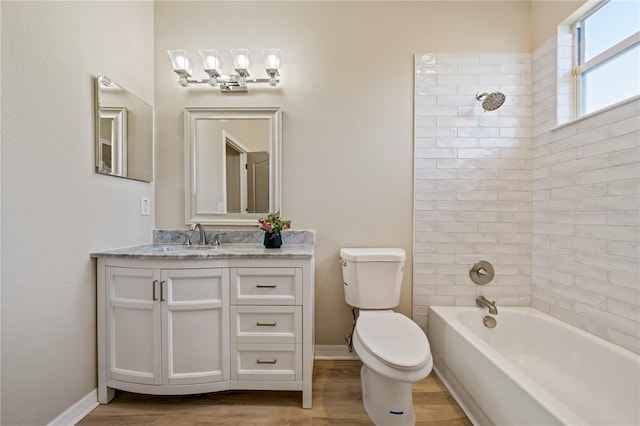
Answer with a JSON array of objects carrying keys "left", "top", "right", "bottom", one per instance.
[{"left": 79, "top": 360, "right": 471, "bottom": 425}]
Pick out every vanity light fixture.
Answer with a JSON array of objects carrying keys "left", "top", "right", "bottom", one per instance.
[{"left": 167, "top": 48, "right": 281, "bottom": 93}]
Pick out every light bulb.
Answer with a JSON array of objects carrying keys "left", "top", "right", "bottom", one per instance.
[
  {"left": 204, "top": 56, "right": 218, "bottom": 70},
  {"left": 177, "top": 55, "right": 191, "bottom": 71},
  {"left": 265, "top": 54, "right": 278, "bottom": 69},
  {"left": 261, "top": 49, "right": 281, "bottom": 71},
  {"left": 236, "top": 54, "right": 249, "bottom": 69}
]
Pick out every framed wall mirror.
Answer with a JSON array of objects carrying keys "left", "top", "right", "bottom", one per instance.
[
  {"left": 94, "top": 74, "right": 153, "bottom": 182},
  {"left": 184, "top": 107, "right": 281, "bottom": 226}
]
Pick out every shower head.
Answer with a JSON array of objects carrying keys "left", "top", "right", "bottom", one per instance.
[{"left": 476, "top": 91, "right": 506, "bottom": 112}]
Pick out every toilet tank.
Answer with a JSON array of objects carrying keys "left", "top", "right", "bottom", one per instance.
[{"left": 340, "top": 248, "right": 406, "bottom": 309}]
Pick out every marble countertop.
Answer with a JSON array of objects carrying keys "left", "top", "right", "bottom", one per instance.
[
  {"left": 90, "top": 243, "right": 315, "bottom": 260},
  {"left": 91, "top": 229, "right": 315, "bottom": 259}
]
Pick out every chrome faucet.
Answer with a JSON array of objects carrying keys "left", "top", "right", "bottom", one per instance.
[
  {"left": 476, "top": 296, "right": 498, "bottom": 315},
  {"left": 190, "top": 223, "right": 206, "bottom": 245}
]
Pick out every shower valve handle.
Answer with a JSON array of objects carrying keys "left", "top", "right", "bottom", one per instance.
[{"left": 470, "top": 261, "right": 495, "bottom": 285}]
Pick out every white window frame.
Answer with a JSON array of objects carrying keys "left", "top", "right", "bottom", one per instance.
[{"left": 571, "top": 0, "right": 640, "bottom": 116}]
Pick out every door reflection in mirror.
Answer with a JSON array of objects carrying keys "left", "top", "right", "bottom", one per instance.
[
  {"left": 247, "top": 151, "right": 269, "bottom": 213},
  {"left": 98, "top": 107, "right": 127, "bottom": 176},
  {"left": 195, "top": 119, "right": 269, "bottom": 214}
]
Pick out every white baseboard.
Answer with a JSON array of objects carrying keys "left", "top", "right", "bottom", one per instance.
[
  {"left": 315, "top": 344, "right": 360, "bottom": 360},
  {"left": 47, "top": 389, "right": 99, "bottom": 426}
]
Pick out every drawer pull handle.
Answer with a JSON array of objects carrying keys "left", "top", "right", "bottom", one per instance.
[
  {"left": 256, "top": 322, "right": 277, "bottom": 327},
  {"left": 152, "top": 280, "right": 158, "bottom": 301},
  {"left": 257, "top": 359, "right": 277, "bottom": 364},
  {"left": 256, "top": 284, "right": 277, "bottom": 288}
]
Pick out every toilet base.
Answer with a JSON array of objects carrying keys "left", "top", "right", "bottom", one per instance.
[{"left": 360, "top": 365, "right": 416, "bottom": 426}]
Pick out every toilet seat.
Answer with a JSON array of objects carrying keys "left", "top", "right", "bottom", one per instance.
[{"left": 353, "top": 310, "right": 432, "bottom": 382}]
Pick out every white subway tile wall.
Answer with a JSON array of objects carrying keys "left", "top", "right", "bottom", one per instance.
[
  {"left": 532, "top": 40, "right": 640, "bottom": 353},
  {"left": 413, "top": 44, "right": 640, "bottom": 354},
  {"left": 413, "top": 53, "right": 533, "bottom": 329}
]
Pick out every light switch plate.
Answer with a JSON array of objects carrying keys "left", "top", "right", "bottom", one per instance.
[{"left": 140, "top": 196, "right": 151, "bottom": 216}]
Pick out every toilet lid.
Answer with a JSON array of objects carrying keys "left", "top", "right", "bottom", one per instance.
[{"left": 356, "top": 312, "right": 430, "bottom": 370}]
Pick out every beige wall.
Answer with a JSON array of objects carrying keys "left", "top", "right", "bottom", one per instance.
[
  {"left": 154, "top": 1, "right": 532, "bottom": 345},
  {"left": 531, "top": 0, "right": 587, "bottom": 48},
  {"left": 1, "top": 1, "right": 154, "bottom": 424}
]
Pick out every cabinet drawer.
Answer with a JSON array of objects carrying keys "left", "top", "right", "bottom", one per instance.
[
  {"left": 231, "top": 268, "right": 302, "bottom": 305},
  {"left": 231, "top": 343, "right": 301, "bottom": 381},
  {"left": 231, "top": 306, "right": 301, "bottom": 344}
]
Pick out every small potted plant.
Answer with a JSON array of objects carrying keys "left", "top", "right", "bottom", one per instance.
[{"left": 257, "top": 211, "right": 291, "bottom": 248}]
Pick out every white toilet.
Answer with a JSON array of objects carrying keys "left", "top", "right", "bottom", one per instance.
[{"left": 340, "top": 247, "right": 432, "bottom": 426}]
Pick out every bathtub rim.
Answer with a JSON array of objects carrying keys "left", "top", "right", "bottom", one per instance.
[{"left": 429, "top": 305, "right": 639, "bottom": 360}]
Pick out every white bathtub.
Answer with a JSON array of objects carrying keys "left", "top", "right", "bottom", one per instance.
[{"left": 428, "top": 306, "right": 640, "bottom": 426}]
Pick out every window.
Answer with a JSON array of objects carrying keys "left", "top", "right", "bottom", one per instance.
[{"left": 573, "top": 0, "right": 640, "bottom": 116}]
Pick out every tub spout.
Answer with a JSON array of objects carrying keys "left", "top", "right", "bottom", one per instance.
[{"left": 476, "top": 296, "right": 498, "bottom": 315}]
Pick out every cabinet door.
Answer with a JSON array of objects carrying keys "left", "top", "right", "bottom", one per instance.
[
  {"left": 162, "top": 268, "right": 229, "bottom": 385},
  {"left": 106, "top": 267, "right": 161, "bottom": 385}
]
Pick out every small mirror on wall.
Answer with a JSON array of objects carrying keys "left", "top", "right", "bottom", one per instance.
[
  {"left": 184, "top": 107, "right": 282, "bottom": 226},
  {"left": 94, "top": 74, "right": 153, "bottom": 182}
]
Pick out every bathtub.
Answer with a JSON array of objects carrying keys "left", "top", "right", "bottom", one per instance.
[{"left": 428, "top": 306, "right": 640, "bottom": 426}]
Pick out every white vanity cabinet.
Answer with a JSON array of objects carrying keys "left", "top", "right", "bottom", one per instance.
[
  {"left": 105, "top": 266, "right": 228, "bottom": 387},
  {"left": 95, "top": 253, "right": 314, "bottom": 409}
]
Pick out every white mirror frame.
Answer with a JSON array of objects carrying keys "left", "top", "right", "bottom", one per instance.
[{"left": 184, "top": 107, "right": 282, "bottom": 226}]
